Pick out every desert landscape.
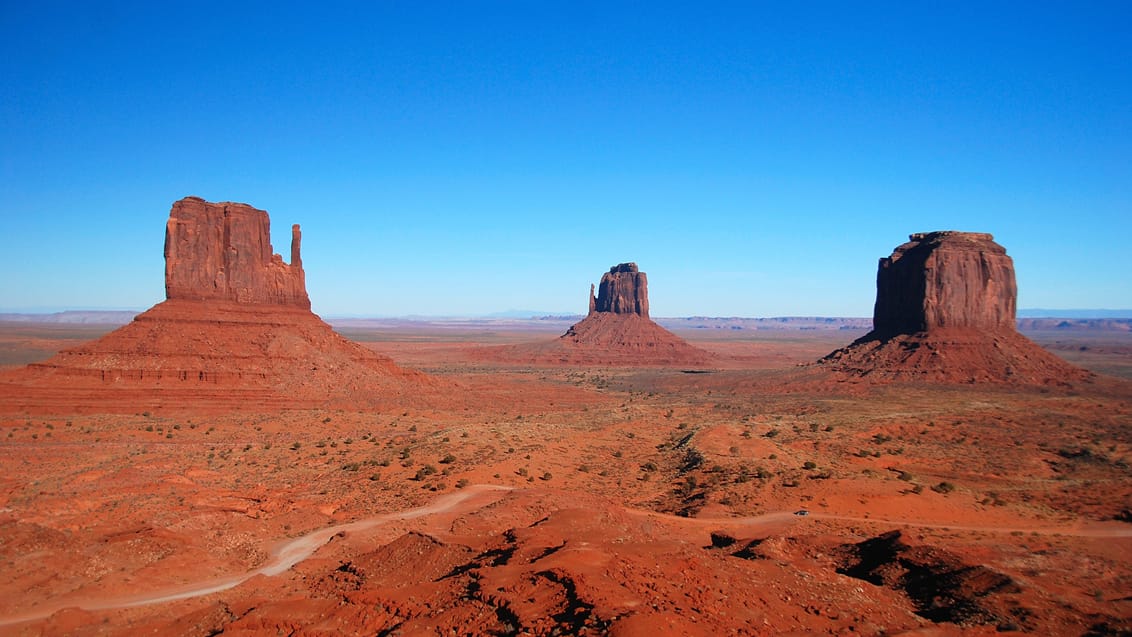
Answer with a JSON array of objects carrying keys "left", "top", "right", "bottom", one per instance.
[{"left": 0, "top": 199, "right": 1129, "bottom": 636}]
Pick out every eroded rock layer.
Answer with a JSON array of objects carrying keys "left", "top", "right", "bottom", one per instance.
[
  {"left": 820, "top": 231, "right": 1090, "bottom": 385},
  {"left": 165, "top": 196, "right": 310, "bottom": 308},
  {"left": 591, "top": 262, "right": 649, "bottom": 317},
  {"left": 874, "top": 231, "right": 1015, "bottom": 335}
]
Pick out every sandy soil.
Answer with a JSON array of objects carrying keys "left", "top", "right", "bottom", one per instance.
[{"left": 0, "top": 323, "right": 1130, "bottom": 635}]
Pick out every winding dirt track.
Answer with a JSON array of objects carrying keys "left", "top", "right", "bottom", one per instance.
[
  {"left": 0, "top": 485, "right": 514, "bottom": 628},
  {"left": 3, "top": 484, "right": 1130, "bottom": 627}
]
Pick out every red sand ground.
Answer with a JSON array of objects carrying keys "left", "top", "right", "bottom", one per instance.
[{"left": 0, "top": 323, "right": 1130, "bottom": 635}]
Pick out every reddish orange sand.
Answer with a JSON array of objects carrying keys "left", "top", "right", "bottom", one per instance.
[{"left": 0, "top": 324, "right": 1130, "bottom": 635}]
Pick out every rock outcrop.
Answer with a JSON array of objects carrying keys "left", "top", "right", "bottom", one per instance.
[
  {"left": 0, "top": 197, "right": 428, "bottom": 414},
  {"left": 482, "top": 263, "right": 711, "bottom": 366},
  {"left": 164, "top": 197, "right": 310, "bottom": 308},
  {"left": 590, "top": 263, "right": 649, "bottom": 317},
  {"left": 820, "top": 231, "right": 1090, "bottom": 385},
  {"left": 872, "top": 232, "right": 1015, "bottom": 336}
]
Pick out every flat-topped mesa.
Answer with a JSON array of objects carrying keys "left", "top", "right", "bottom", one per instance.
[
  {"left": 873, "top": 231, "right": 1016, "bottom": 336},
  {"left": 589, "top": 262, "right": 649, "bottom": 318},
  {"left": 164, "top": 196, "right": 310, "bottom": 308},
  {"left": 818, "top": 230, "right": 1091, "bottom": 385}
]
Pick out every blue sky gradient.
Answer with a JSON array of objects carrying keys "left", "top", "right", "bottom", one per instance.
[{"left": 3, "top": 2, "right": 1129, "bottom": 316}]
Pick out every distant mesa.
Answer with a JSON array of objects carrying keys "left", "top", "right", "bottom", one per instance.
[
  {"left": 589, "top": 262, "right": 649, "bottom": 317},
  {"left": 484, "top": 263, "right": 712, "bottom": 366},
  {"left": 0, "top": 196, "right": 427, "bottom": 414},
  {"left": 819, "top": 231, "right": 1092, "bottom": 384}
]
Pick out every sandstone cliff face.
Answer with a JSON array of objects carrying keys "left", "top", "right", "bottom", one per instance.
[
  {"left": 873, "top": 232, "right": 1016, "bottom": 336},
  {"left": 591, "top": 263, "right": 649, "bottom": 318},
  {"left": 164, "top": 197, "right": 309, "bottom": 308}
]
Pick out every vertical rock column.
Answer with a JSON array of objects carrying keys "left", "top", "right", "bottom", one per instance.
[
  {"left": 164, "top": 196, "right": 311, "bottom": 309},
  {"left": 872, "top": 232, "right": 1016, "bottom": 336},
  {"left": 593, "top": 263, "right": 650, "bottom": 318}
]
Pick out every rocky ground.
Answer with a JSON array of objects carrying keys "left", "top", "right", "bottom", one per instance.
[{"left": 0, "top": 325, "right": 1130, "bottom": 636}]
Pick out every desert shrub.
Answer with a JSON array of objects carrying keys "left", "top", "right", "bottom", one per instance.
[
  {"left": 540, "top": 472, "right": 552, "bottom": 481},
  {"left": 412, "top": 465, "right": 437, "bottom": 480},
  {"left": 456, "top": 479, "right": 470, "bottom": 488},
  {"left": 641, "top": 461, "right": 658, "bottom": 472},
  {"left": 291, "top": 441, "right": 301, "bottom": 451},
  {"left": 803, "top": 461, "right": 817, "bottom": 470},
  {"left": 764, "top": 429, "right": 780, "bottom": 438},
  {"left": 932, "top": 481, "right": 956, "bottom": 494}
]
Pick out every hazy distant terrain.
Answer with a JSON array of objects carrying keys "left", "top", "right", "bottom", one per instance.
[{"left": 3, "top": 311, "right": 1129, "bottom": 332}]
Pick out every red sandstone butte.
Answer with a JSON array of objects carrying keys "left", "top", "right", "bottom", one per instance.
[
  {"left": 873, "top": 231, "right": 1016, "bottom": 335},
  {"left": 0, "top": 196, "right": 428, "bottom": 414},
  {"left": 486, "top": 263, "right": 712, "bottom": 366},
  {"left": 820, "top": 231, "right": 1091, "bottom": 384},
  {"left": 589, "top": 262, "right": 650, "bottom": 317},
  {"left": 165, "top": 196, "right": 310, "bottom": 308}
]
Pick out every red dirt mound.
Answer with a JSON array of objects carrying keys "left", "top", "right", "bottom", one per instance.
[
  {"left": 820, "top": 328, "right": 1091, "bottom": 385},
  {"left": 0, "top": 299, "right": 429, "bottom": 414}
]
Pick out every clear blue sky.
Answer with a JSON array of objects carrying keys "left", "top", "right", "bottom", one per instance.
[{"left": 3, "top": 2, "right": 1129, "bottom": 317}]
